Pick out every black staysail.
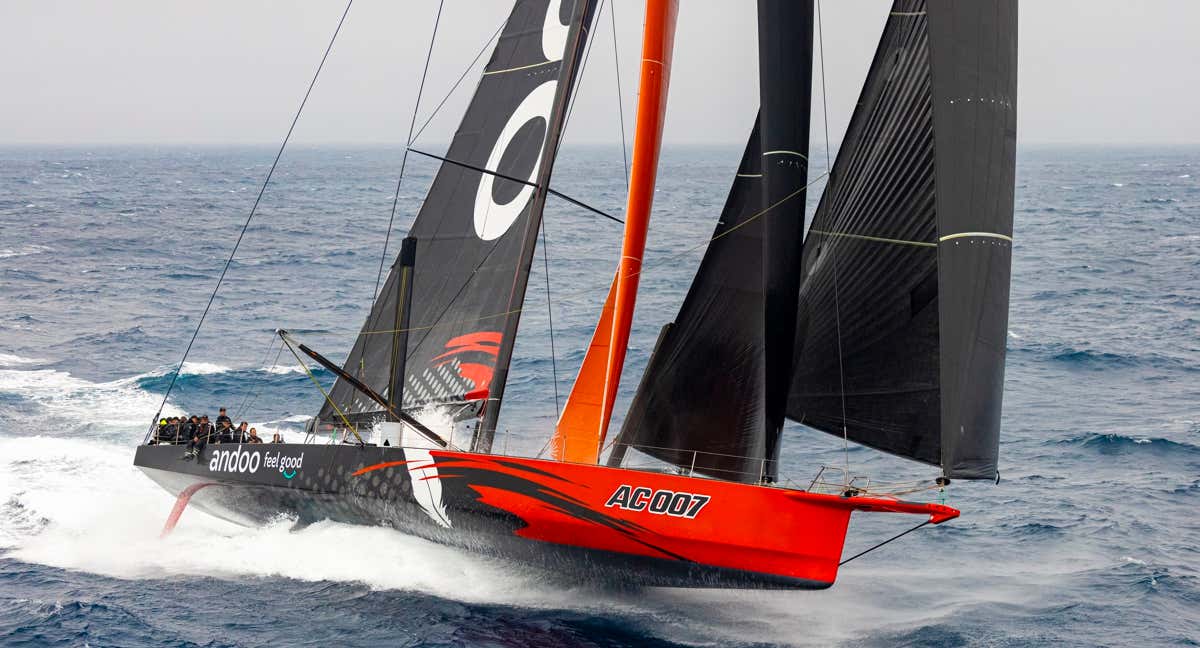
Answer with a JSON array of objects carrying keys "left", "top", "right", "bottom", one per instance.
[
  {"left": 318, "top": 0, "right": 598, "bottom": 437},
  {"left": 787, "top": 0, "right": 1017, "bottom": 480},
  {"left": 610, "top": 0, "right": 813, "bottom": 483},
  {"left": 611, "top": 120, "right": 768, "bottom": 481}
]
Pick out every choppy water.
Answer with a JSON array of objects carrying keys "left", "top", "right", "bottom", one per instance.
[{"left": 1, "top": 144, "right": 1197, "bottom": 647}]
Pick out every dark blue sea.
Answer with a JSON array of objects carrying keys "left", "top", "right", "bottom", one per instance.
[{"left": 0, "top": 143, "right": 1197, "bottom": 647}]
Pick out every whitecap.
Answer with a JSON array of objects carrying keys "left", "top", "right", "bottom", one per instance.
[
  {"left": 177, "top": 361, "right": 231, "bottom": 376},
  {"left": 1121, "top": 556, "right": 1147, "bottom": 565},
  {"left": 262, "top": 364, "right": 306, "bottom": 375},
  {"left": 1110, "top": 183, "right": 1124, "bottom": 187},
  {"left": 0, "top": 353, "right": 45, "bottom": 366},
  {"left": 1178, "top": 174, "right": 1191, "bottom": 178},
  {"left": 0, "top": 244, "right": 49, "bottom": 259},
  {"left": 0, "top": 365, "right": 184, "bottom": 431}
]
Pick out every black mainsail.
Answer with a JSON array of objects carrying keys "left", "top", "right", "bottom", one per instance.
[
  {"left": 318, "top": 0, "right": 598, "bottom": 442},
  {"left": 758, "top": 0, "right": 814, "bottom": 478},
  {"left": 615, "top": 0, "right": 1015, "bottom": 483},
  {"left": 787, "top": 0, "right": 1016, "bottom": 480}
]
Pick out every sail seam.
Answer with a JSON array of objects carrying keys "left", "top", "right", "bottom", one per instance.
[
  {"left": 809, "top": 229, "right": 937, "bottom": 248},
  {"left": 482, "top": 59, "right": 560, "bottom": 76}
]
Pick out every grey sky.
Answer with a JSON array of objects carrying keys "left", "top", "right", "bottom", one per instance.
[{"left": 1, "top": 1, "right": 1197, "bottom": 146}]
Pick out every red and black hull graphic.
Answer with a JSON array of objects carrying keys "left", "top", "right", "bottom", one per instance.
[{"left": 134, "top": 443, "right": 955, "bottom": 589}]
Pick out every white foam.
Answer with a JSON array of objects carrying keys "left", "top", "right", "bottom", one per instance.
[
  {"left": 0, "top": 433, "right": 913, "bottom": 646},
  {"left": 0, "top": 353, "right": 45, "bottom": 367},
  {"left": 0, "top": 365, "right": 1014, "bottom": 646},
  {"left": 0, "top": 245, "right": 49, "bottom": 259},
  {"left": 1179, "top": 174, "right": 1191, "bottom": 178},
  {"left": 177, "top": 361, "right": 231, "bottom": 376},
  {"left": 0, "top": 366, "right": 182, "bottom": 433},
  {"left": 262, "top": 364, "right": 306, "bottom": 374}
]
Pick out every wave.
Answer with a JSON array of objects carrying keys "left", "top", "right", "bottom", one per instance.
[
  {"left": 1056, "top": 433, "right": 1200, "bottom": 456},
  {"left": 177, "top": 361, "right": 230, "bottom": 376},
  {"left": 0, "top": 420, "right": 944, "bottom": 646},
  {"left": 0, "top": 245, "right": 50, "bottom": 260},
  {"left": 262, "top": 364, "right": 307, "bottom": 375},
  {"left": 0, "top": 354, "right": 45, "bottom": 367},
  {"left": 1010, "top": 342, "right": 1198, "bottom": 373},
  {"left": 0, "top": 366, "right": 183, "bottom": 435}
]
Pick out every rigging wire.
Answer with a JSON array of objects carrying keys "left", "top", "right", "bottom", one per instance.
[
  {"left": 411, "top": 19, "right": 507, "bottom": 144},
  {"left": 240, "top": 343, "right": 286, "bottom": 422},
  {"left": 815, "top": 0, "right": 852, "bottom": 485},
  {"left": 146, "top": 0, "right": 355, "bottom": 439},
  {"left": 562, "top": 0, "right": 604, "bottom": 133},
  {"left": 541, "top": 218, "right": 562, "bottom": 418},
  {"left": 352, "top": 171, "right": 830, "bottom": 340},
  {"left": 610, "top": 0, "right": 630, "bottom": 189},
  {"left": 838, "top": 520, "right": 932, "bottom": 566},
  {"left": 373, "top": 0, "right": 445, "bottom": 301},
  {"left": 233, "top": 333, "right": 282, "bottom": 420}
]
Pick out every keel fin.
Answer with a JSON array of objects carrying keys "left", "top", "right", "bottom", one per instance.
[{"left": 160, "top": 482, "right": 214, "bottom": 538}]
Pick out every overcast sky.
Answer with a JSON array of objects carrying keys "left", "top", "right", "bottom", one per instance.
[{"left": 1, "top": 1, "right": 1197, "bottom": 147}]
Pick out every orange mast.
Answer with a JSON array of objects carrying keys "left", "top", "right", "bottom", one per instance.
[{"left": 550, "top": 0, "right": 678, "bottom": 464}]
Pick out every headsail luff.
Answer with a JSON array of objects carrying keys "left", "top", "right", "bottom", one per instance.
[
  {"left": 786, "top": 0, "right": 1016, "bottom": 480},
  {"left": 318, "top": 0, "right": 599, "bottom": 438},
  {"left": 550, "top": 0, "right": 679, "bottom": 464}
]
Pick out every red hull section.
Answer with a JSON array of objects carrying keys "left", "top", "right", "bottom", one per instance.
[{"left": 357, "top": 450, "right": 957, "bottom": 587}]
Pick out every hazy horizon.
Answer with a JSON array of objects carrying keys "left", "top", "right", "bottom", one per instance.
[{"left": 3, "top": 1, "right": 1198, "bottom": 147}]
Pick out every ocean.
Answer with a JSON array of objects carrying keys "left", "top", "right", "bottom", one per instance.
[{"left": 0, "top": 143, "right": 1197, "bottom": 647}]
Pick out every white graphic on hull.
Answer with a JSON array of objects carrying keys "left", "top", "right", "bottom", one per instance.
[{"left": 405, "top": 436, "right": 456, "bottom": 528}]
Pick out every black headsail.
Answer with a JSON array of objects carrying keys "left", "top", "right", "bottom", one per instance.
[
  {"left": 787, "top": 0, "right": 1017, "bottom": 480},
  {"left": 610, "top": 119, "right": 768, "bottom": 481},
  {"left": 610, "top": 1, "right": 813, "bottom": 484},
  {"left": 318, "top": 0, "right": 598, "bottom": 440}
]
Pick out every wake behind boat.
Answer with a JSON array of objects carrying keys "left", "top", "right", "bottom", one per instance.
[{"left": 135, "top": 0, "right": 1016, "bottom": 590}]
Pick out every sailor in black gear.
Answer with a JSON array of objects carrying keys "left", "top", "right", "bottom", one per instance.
[
  {"left": 183, "top": 416, "right": 214, "bottom": 460},
  {"left": 216, "top": 407, "right": 232, "bottom": 430}
]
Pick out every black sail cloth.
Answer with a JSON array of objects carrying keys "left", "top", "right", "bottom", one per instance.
[
  {"left": 787, "top": 0, "right": 1017, "bottom": 480},
  {"left": 318, "top": 0, "right": 598, "bottom": 435},
  {"left": 612, "top": 1, "right": 814, "bottom": 483},
  {"left": 611, "top": 120, "right": 769, "bottom": 482},
  {"left": 758, "top": 0, "right": 814, "bottom": 479}
]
